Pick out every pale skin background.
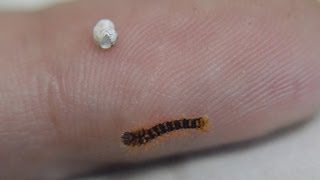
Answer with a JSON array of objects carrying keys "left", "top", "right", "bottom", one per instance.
[{"left": 0, "top": 0, "right": 320, "bottom": 179}]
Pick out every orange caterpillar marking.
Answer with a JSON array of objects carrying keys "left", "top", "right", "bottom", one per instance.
[{"left": 121, "top": 116, "right": 209, "bottom": 146}]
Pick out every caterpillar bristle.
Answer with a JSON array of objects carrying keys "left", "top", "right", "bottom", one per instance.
[{"left": 121, "top": 115, "right": 209, "bottom": 146}]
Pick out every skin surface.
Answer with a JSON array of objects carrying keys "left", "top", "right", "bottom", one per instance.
[{"left": 0, "top": 0, "right": 320, "bottom": 179}]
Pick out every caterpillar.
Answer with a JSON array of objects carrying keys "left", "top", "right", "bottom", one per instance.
[{"left": 121, "top": 116, "right": 209, "bottom": 146}]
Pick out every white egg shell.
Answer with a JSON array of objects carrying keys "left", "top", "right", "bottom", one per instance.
[{"left": 93, "top": 19, "right": 118, "bottom": 49}]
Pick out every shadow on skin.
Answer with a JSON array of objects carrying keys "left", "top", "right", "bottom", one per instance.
[{"left": 72, "top": 115, "right": 317, "bottom": 179}]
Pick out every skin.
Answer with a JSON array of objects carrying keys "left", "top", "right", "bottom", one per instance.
[{"left": 0, "top": 0, "right": 320, "bottom": 179}]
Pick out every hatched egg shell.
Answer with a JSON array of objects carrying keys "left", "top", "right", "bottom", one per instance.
[{"left": 93, "top": 19, "right": 118, "bottom": 49}]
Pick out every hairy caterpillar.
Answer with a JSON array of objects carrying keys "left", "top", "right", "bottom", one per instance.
[{"left": 121, "top": 116, "right": 209, "bottom": 146}]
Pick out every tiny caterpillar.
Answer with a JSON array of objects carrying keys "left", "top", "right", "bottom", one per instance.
[{"left": 121, "top": 116, "right": 209, "bottom": 146}]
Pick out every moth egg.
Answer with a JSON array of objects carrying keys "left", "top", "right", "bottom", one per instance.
[{"left": 93, "top": 19, "right": 118, "bottom": 49}]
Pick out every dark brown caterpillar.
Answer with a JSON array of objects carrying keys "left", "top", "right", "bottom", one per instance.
[{"left": 121, "top": 116, "right": 209, "bottom": 146}]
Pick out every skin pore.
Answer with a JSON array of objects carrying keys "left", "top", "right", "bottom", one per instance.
[{"left": 0, "top": 0, "right": 320, "bottom": 179}]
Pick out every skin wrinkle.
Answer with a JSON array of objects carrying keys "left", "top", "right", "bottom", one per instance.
[
  {"left": 175, "top": 17, "right": 284, "bottom": 124},
  {"left": 47, "top": 76, "right": 61, "bottom": 131},
  {"left": 36, "top": 8, "right": 78, "bottom": 139},
  {"left": 46, "top": 0, "right": 316, "bottom": 156},
  {"left": 127, "top": 15, "right": 235, "bottom": 114},
  {"left": 110, "top": 0, "right": 318, "bottom": 155},
  {"left": 212, "top": 13, "right": 302, "bottom": 116}
]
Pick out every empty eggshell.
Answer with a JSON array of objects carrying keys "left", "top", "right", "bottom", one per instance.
[{"left": 93, "top": 19, "right": 118, "bottom": 49}]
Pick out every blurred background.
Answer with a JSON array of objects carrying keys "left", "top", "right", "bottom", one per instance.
[{"left": 0, "top": 0, "right": 70, "bottom": 11}]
